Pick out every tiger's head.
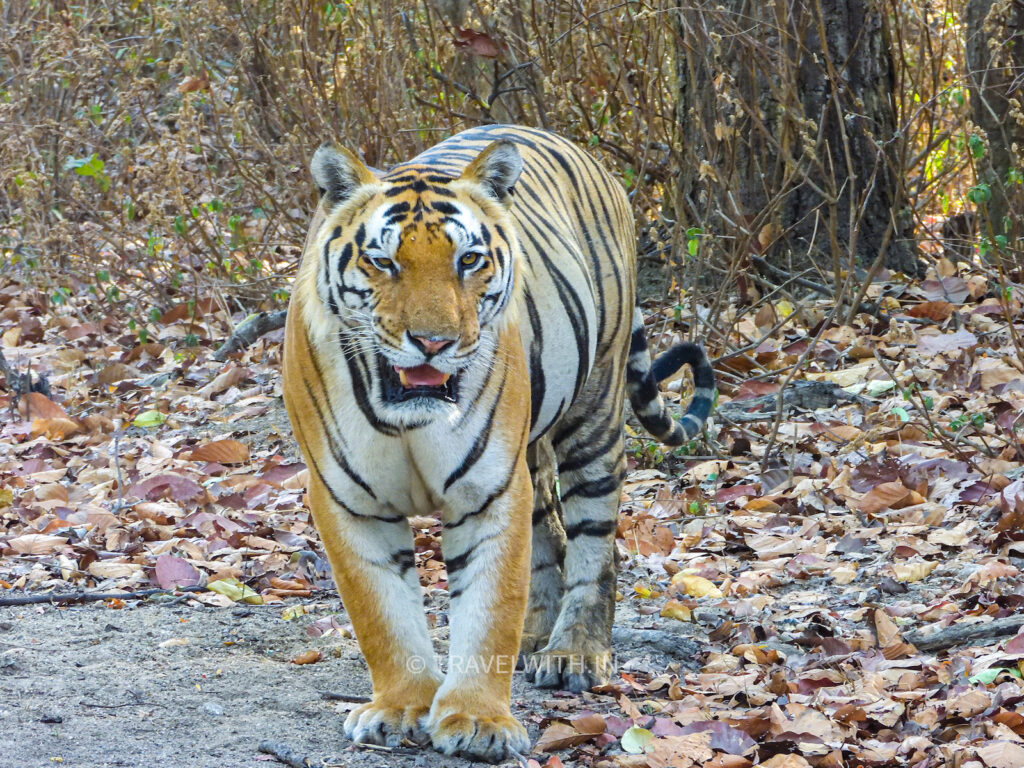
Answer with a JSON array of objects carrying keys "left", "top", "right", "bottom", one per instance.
[{"left": 309, "top": 140, "right": 523, "bottom": 416}]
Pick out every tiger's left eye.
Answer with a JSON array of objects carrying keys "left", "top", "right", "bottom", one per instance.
[{"left": 459, "top": 252, "right": 484, "bottom": 270}]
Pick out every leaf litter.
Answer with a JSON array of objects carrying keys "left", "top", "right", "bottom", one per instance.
[{"left": 1, "top": 253, "right": 1023, "bottom": 767}]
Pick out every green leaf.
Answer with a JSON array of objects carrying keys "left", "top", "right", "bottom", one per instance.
[
  {"left": 969, "top": 667, "right": 1021, "bottom": 685},
  {"left": 621, "top": 726, "right": 654, "bottom": 754},
  {"left": 132, "top": 410, "right": 167, "bottom": 428},
  {"left": 62, "top": 154, "right": 111, "bottom": 192},
  {"left": 968, "top": 133, "right": 985, "bottom": 160},
  {"left": 891, "top": 406, "right": 910, "bottom": 423},
  {"left": 968, "top": 184, "right": 991, "bottom": 204},
  {"left": 865, "top": 380, "right": 896, "bottom": 397}
]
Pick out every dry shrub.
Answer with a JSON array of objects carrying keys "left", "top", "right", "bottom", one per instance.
[{"left": 0, "top": 0, "right": 1005, "bottom": 338}]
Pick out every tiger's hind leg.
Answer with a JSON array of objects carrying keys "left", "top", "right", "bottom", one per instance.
[
  {"left": 526, "top": 369, "right": 625, "bottom": 692},
  {"left": 520, "top": 438, "right": 566, "bottom": 660}
]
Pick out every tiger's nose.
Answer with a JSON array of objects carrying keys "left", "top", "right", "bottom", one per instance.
[{"left": 410, "top": 335, "right": 457, "bottom": 356}]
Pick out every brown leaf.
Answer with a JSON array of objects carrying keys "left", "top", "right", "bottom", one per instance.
[
  {"left": 906, "top": 300, "right": 954, "bottom": 321},
  {"left": 30, "top": 417, "right": 82, "bottom": 440},
  {"left": 96, "top": 362, "right": 139, "bottom": 386},
  {"left": 976, "top": 741, "right": 1024, "bottom": 768},
  {"left": 129, "top": 473, "right": 205, "bottom": 502},
  {"left": 19, "top": 392, "right": 68, "bottom": 420},
  {"left": 292, "top": 649, "right": 321, "bottom": 665},
  {"left": 533, "top": 722, "right": 590, "bottom": 753},
  {"left": 871, "top": 608, "right": 903, "bottom": 648},
  {"left": 160, "top": 298, "right": 219, "bottom": 323},
  {"left": 571, "top": 712, "right": 606, "bottom": 736},
  {"left": 188, "top": 439, "right": 250, "bottom": 464},
  {"left": 760, "top": 755, "right": 813, "bottom": 768},
  {"left": 153, "top": 554, "right": 201, "bottom": 589},
  {"left": 915, "top": 328, "right": 978, "bottom": 355},
  {"left": 177, "top": 72, "right": 209, "bottom": 93},
  {"left": 5, "top": 533, "right": 68, "bottom": 554},
  {"left": 198, "top": 364, "right": 248, "bottom": 399},
  {"left": 919, "top": 276, "right": 969, "bottom": 303},
  {"left": 88, "top": 561, "right": 143, "bottom": 579},
  {"left": 853, "top": 481, "right": 911, "bottom": 515}
]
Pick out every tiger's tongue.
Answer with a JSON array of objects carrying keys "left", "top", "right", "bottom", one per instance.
[{"left": 396, "top": 364, "right": 450, "bottom": 388}]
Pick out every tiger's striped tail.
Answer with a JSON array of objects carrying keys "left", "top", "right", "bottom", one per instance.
[{"left": 625, "top": 308, "right": 715, "bottom": 446}]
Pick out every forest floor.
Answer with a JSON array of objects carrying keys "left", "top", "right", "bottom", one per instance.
[{"left": 1, "top": 257, "right": 1023, "bottom": 768}]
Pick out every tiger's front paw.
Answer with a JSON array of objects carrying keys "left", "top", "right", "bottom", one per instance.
[
  {"left": 344, "top": 700, "right": 432, "bottom": 748},
  {"left": 427, "top": 705, "right": 529, "bottom": 763},
  {"left": 525, "top": 646, "right": 613, "bottom": 692}
]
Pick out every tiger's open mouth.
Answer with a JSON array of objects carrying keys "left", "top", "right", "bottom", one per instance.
[{"left": 380, "top": 358, "right": 459, "bottom": 404}]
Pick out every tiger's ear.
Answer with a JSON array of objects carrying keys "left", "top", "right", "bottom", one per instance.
[
  {"left": 310, "top": 144, "right": 377, "bottom": 208},
  {"left": 460, "top": 140, "right": 523, "bottom": 203}
]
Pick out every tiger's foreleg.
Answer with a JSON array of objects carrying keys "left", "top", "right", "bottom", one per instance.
[
  {"left": 427, "top": 451, "right": 533, "bottom": 762},
  {"left": 305, "top": 481, "right": 442, "bottom": 747}
]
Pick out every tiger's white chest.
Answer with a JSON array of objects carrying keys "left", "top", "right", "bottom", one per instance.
[{"left": 316, "top": 359, "right": 512, "bottom": 517}]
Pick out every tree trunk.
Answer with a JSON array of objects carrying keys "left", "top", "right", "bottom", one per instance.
[
  {"left": 674, "top": 0, "right": 917, "bottom": 277},
  {"left": 965, "top": 0, "right": 1024, "bottom": 267}
]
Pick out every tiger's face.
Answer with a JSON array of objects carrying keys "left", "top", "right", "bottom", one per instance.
[{"left": 310, "top": 141, "right": 523, "bottom": 414}]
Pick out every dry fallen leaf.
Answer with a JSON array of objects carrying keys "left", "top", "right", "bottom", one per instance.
[
  {"left": 292, "top": 649, "right": 322, "bottom": 665},
  {"left": 892, "top": 561, "right": 938, "bottom": 582},
  {"left": 671, "top": 572, "right": 724, "bottom": 598},
  {"left": 188, "top": 438, "right": 250, "bottom": 464}
]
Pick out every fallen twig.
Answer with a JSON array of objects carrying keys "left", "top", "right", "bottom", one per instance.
[
  {"left": 0, "top": 586, "right": 205, "bottom": 607},
  {"left": 258, "top": 740, "right": 324, "bottom": 768},
  {"left": 319, "top": 691, "right": 371, "bottom": 703}
]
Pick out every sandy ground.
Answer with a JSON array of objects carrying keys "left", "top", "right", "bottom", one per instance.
[{"left": 0, "top": 590, "right": 702, "bottom": 768}]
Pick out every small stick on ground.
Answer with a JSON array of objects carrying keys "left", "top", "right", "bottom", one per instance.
[
  {"left": 0, "top": 586, "right": 206, "bottom": 607},
  {"left": 258, "top": 740, "right": 324, "bottom": 768},
  {"left": 319, "top": 691, "right": 371, "bottom": 703},
  {"left": 353, "top": 743, "right": 419, "bottom": 756}
]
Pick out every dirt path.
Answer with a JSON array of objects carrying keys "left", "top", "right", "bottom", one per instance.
[{"left": 0, "top": 590, "right": 700, "bottom": 768}]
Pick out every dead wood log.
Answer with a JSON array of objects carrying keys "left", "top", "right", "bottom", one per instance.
[
  {"left": 212, "top": 310, "right": 288, "bottom": 361},
  {"left": 905, "top": 615, "right": 1024, "bottom": 653}
]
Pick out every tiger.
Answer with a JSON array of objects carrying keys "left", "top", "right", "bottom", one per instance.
[{"left": 281, "top": 124, "right": 714, "bottom": 762}]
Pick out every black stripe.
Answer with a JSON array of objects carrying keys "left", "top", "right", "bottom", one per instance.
[
  {"left": 532, "top": 501, "right": 555, "bottom": 526},
  {"left": 431, "top": 201, "right": 459, "bottom": 215},
  {"left": 561, "top": 469, "right": 625, "bottom": 502},
  {"left": 564, "top": 519, "right": 617, "bottom": 539},
  {"left": 301, "top": 375, "right": 377, "bottom": 499},
  {"left": 303, "top": 449, "right": 403, "bottom": 523},
  {"left": 340, "top": 334, "right": 399, "bottom": 437},
  {"left": 628, "top": 325, "right": 646, "bottom": 356},
  {"left": 391, "top": 548, "right": 415, "bottom": 575},
  {"left": 522, "top": 291, "right": 545, "bottom": 432},
  {"left": 557, "top": 420, "right": 621, "bottom": 475},
  {"left": 446, "top": 422, "right": 528, "bottom": 530},
  {"left": 445, "top": 531, "right": 500, "bottom": 575},
  {"left": 444, "top": 374, "right": 507, "bottom": 491}
]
